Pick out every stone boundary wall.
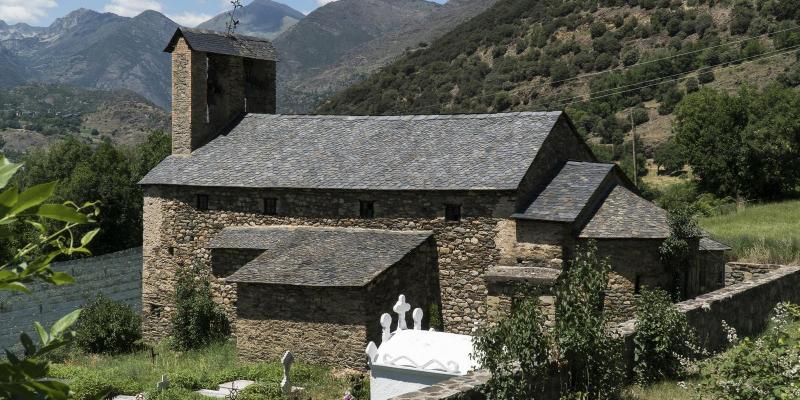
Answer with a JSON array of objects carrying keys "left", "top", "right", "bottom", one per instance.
[
  {"left": 619, "top": 264, "right": 800, "bottom": 368},
  {"left": 0, "top": 247, "right": 142, "bottom": 351},
  {"left": 396, "top": 263, "right": 800, "bottom": 399},
  {"left": 725, "top": 261, "right": 784, "bottom": 286}
]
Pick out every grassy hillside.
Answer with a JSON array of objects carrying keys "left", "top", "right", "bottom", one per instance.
[
  {"left": 0, "top": 84, "right": 169, "bottom": 157},
  {"left": 318, "top": 0, "right": 800, "bottom": 154},
  {"left": 699, "top": 200, "right": 800, "bottom": 265}
]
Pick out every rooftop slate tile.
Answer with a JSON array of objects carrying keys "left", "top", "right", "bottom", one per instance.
[
  {"left": 164, "top": 28, "right": 278, "bottom": 61},
  {"left": 513, "top": 161, "right": 614, "bottom": 222},
  {"left": 217, "top": 226, "right": 433, "bottom": 286},
  {"left": 579, "top": 185, "right": 671, "bottom": 239},
  {"left": 139, "top": 112, "right": 563, "bottom": 190}
]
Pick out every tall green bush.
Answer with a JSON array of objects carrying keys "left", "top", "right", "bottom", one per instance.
[
  {"left": 633, "top": 288, "right": 698, "bottom": 384},
  {"left": 473, "top": 297, "right": 552, "bottom": 399},
  {"left": 555, "top": 241, "right": 624, "bottom": 399},
  {"left": 171, "top": 265, "right": 231, "bottom": 350},
  {"left": 74, "top": 294, "right": 142, "bottom": 354}
]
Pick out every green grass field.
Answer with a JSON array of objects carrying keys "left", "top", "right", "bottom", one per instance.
[
  {"left": 699, "top": 200, "right": 800, "bottom": 265},
  {"left": 49, "top": 341, "right": 361, "bottom": 399}
]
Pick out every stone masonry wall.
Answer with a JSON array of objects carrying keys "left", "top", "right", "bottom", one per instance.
[
  {"left": 236, "top": 284, "right": 366, "bottom": 368},
  {"left": 142, "top": 185, "right": 508, "bottom": 341},
  {"left": 234, "top": 237, "right": 440, "bottom": 369},
  {"left": 725, "top": 261, "right": 783, "bottom": 285},
  {"left": 0, "top": 248, "right": 142, "bottom": 351},
  {"left": 591, "top": 239, "right": 671, "bottom": 322}
]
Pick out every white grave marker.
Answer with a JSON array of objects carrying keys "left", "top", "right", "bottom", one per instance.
[{"left": 366, "top": 294, "right": 479, "bottom": 400}]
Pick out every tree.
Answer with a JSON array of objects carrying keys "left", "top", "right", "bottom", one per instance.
[
  {"left": 729, "top": 0, "right": 754, "bottom": 35},
  {"left": 659, "top": 207, "right": 701, "bottom": 299},
  {"left": 654, "top": 139, "right": 685, "bottom": 174},
  {"left": 590, "top": 21, "right": 607, "bottom": 38},
  {"left": 19, "top": 132, "right": 170, "bottom": 255},
  {"left": 674, "top": 86, "right": 800, "bottom": 200},
  {"left": 0, "top": 156, "right": 99, "bottom": 399},
  {"left": 555, "top": 242, "right": 624, "bottom": 399},
  {"left": 472, "top": 297, "right": 551, "bottom": 399}
]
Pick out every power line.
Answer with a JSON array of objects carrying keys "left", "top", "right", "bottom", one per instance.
[
  {"left": 544, "top": 24, "right": 800, "bottom": 87},
  {"left": 354, "top": 34, "right": 800, "bottom": 115},
  {"left": 553, "top": 44, "right": 800, "bottom": 108}
]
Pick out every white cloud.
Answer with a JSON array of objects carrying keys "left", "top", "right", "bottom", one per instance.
[
  {"left": 103, "top": 0, "right": 163, "bottom": 17},
  {"left": 0, "top": 0, "right": 57, "bottom": 24},
  {"left": 317, "top": 0, "right": 336, "bottom": 5},
  {"left": 168, "top": 11, "right": 212, "bottom": 27}
]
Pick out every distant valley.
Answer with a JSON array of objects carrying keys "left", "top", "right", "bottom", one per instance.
[
  {"left": 0, "top": 84, "right": 168, "bottom": 157},
  {"left": 0, "top": 0, "right": 496, "bottom": 117}
]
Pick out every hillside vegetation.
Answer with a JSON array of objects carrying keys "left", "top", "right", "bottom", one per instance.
[
  {"left": 318, "top": 0, "right": 800, "bottom": 154},
  {"left": 0, "top": 84, "right": 169, "bottom": 157}
]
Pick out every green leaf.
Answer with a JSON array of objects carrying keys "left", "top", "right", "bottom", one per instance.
[
  {"left": 0, "top": 281, "right": 29, "bottom": 293},
  {"left": 10, "top": 182, "right": 57, "bottom": 216},
  {"left": 19, "top": 332, "right": 35, "bottom": 356},
  {"left": 80, "top": 228, "right": 100, "bottom": 246},
  {"left": 35, "top": 204, "right": 88, "bottom": 223},
  {"left": 48, "top": 271, "right": 75, "bottom": 286},
  {"left": 0, "top": 158, "right": 22, "bottom": 190},
  {"left": 0, "top": 186, "right": 18, "bottom": 208},
  {"left": 50, "top": 309, "right": 81, "bottom": 339},
  {"left": 33, "top": 321, "right": 49, "bottom": 345}
]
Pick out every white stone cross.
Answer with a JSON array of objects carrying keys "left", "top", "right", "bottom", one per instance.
[
  {"left": 412, "top": 308, "right": 423, "bottom": 330},
  {"left": 281, "top": 351, "right": 294, "bottom": 394},
  {"left": 380, "top": 313, "right": 393, "bottom": 343},
  {"left": 393, "top": 295, "right": 411, "bottom": 331},
  {"left": 366, "top": 341, "right": 378, "bottom": 364}
]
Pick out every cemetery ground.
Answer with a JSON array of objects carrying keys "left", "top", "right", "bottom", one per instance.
[
  {"left": 47, "top": 341, "right": 364, "bottom": 399},
  {"left": 699, "top": 199, "right": 800, "bottom": 265}
]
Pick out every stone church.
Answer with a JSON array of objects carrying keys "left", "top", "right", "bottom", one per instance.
[{"left": 140, "top": 28, "right": 729, "bottom": 368}]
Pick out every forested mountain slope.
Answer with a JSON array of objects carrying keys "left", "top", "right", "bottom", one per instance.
[
  {"left": 318, "top": 0, "right": 800, "bottom": 154},
  {"left": 278, "top": 0, "right": 498, "bottom": 112}
]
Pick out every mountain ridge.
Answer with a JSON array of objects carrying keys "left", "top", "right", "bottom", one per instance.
[{"left": 197, "top": 0, "right": 305, "bottom": 39}]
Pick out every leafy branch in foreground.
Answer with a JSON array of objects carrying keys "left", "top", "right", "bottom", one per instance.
[{"left": 0, "top": 155, "right": 100, "bottom": 399}]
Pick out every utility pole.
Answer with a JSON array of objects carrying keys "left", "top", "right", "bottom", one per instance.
[{"left": 630, "top": 111, "right": 637, "bottom": 187}]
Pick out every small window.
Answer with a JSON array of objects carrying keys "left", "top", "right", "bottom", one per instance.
[
  {"left": 445, "top": 204, "right": 461, "bottom": 222},
  {"left": 196, "top": 194, "right": 209, "bottom": 210},
  {"left": 634, "top": 275, "right": 642, "bottom": 294},
  {"left": 359, "top": 200, "right": 375, "bottom": 219},
  {"left": 264, "top": 197, "right": 277, "bottom": 215}
]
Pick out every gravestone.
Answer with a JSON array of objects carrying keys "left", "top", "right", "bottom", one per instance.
[{"left": 366, "top": 294, "right": 480, "bottom": 400}]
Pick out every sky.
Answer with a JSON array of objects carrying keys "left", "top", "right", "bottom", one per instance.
[{"left": 0, "top": 0, "right": 449, "bottom": 27}]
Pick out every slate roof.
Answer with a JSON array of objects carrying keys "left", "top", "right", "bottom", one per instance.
[
  {"left": 164, "top": 28, "right": 278, "bottom": 61},
  {"left": 218, "top": 226, "right": 432, "bottom": 286},
  {"left": 699, "top": 237, "right": 732, "bottom": 251},
  {"left": 140, "top": 112, "right": 564, "bottom": 190},
  {"left": 579, "top": 185, "right": 670, "bottom": 239},
  {"left": 513, "top": 161, "right": 614, "bottom": 222}
]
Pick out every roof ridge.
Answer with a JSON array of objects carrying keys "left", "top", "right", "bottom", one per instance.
[
  {"left": 179, "top": 27, "right": 272, "bottom": 43},
  {"left": 222, "top": 225, "right": 434, "bottom": 235},
  {"left": 246, "top": 111, "right": 563, "bottom": 120}
]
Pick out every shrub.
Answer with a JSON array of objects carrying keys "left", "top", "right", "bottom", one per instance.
[
  {"left": 555, "top": 242, "right": 625, "bottom": 399},
  {"left": 171, "top": 265, "right": 231, "bottom": 350},
  {"left": 473, "top": 296, "right": 551, "bottom": 399},
  {"left": 659, "top": 207, "right": 701, "bottom": 299},
  {"left": 74, "top": 294, "right": 142, "bottom": 354},
  {"left": 699, "top": 303, "right": 800, "bottom": 399},
  {"left": 634, "top": 288, "right": 698, "bottom": 384}
]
